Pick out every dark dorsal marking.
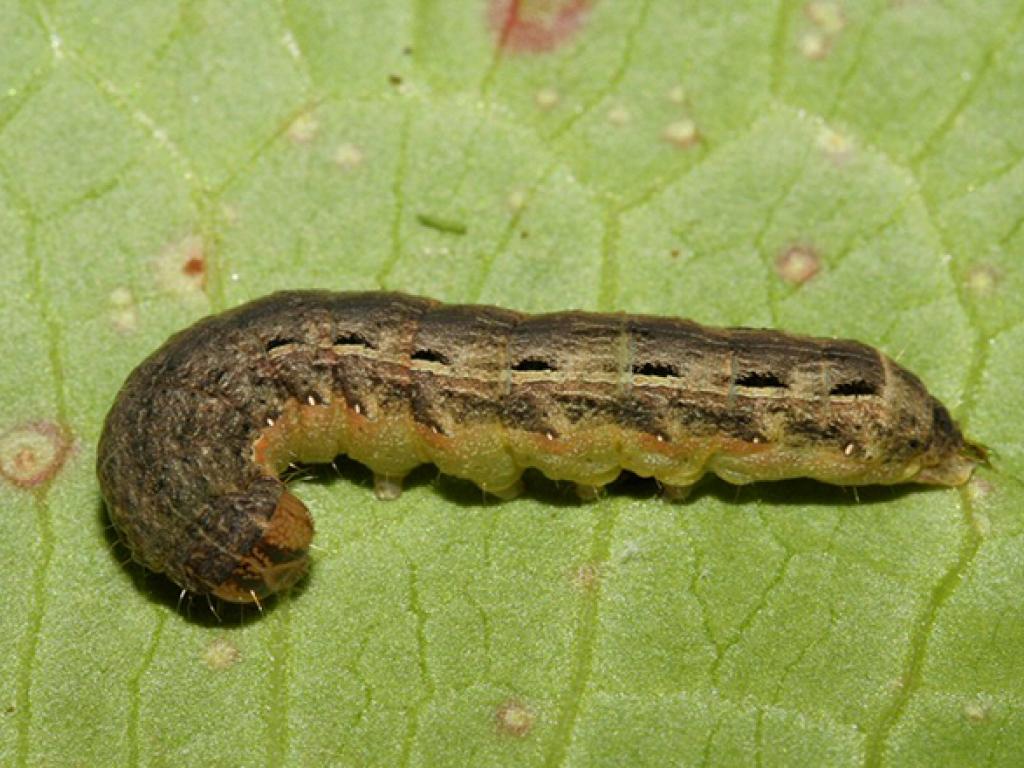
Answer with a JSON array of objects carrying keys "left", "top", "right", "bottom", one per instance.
[
  {"left": 830, "top": 379, "right": 876, "bottom": 397},
  {"left": 411, "top": 348, "right": 450, "bottom": 365},
  {"left": 632, "top": 361, "right": 679, "bottom": 378},
  {"left": 736, "top": 370, "right": 786, "bottom": 389},
  {"left": 512, "top": 358, "right": 555, "bottom": 372},
  {"left": 265, "top": 337, "right": 302, "bottom": 354},
  {"left": 334, "top": 331, "right": 376, "bottom": 349}
]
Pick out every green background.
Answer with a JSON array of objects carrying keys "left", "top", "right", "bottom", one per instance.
[{"left": 2, "top": 1, "right": 1023, "bottom": 766}]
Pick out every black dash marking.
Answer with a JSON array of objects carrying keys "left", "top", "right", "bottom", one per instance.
[
  {"left": 512, "top": 358, "right": 555, "bottom": 373},
  {"left": 736, "top": 371, "right": 786, "bottom": 389},
  {"left": 411, "top": 348, "right": 450, "bottom": 365},
  {"left": 632, "top": 361, "right": 679, "bottom": 378},
  {"left": 334, "top": 331, "right": 376, "bottom": 349},
  {"left": 265, "top": 337, "right": 302, "bottom": 354},
  {"left": 830, "top": 379, "right": 876, "bottom": 397}
]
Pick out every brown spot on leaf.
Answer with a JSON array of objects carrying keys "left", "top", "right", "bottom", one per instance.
[
  {"left": 489, "top": 0, "right": 593, "bottom": 53},
  {"left": 572, "top": 562, "right": 601, "bottom": 592},
  {"left": 495, "top": 698, "right": 535, "bottom": 736},
  {"left": 0, "top": 421, "right": 72, "bottom": 489},
  {"left": 775, "top": 244, "right": 822, "bottom": 285},
  {"left": 155, "top": 235, "right": 207, "bottom": 295},
  {"left": 183, "top": 257, "right": 204, "bottom": 277}
]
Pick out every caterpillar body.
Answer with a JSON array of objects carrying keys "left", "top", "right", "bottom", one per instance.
[{"left": 97, "top": 291, "right": 982, "bottom": 603}]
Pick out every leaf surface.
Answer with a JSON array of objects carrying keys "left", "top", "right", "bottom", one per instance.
[{"left": 1, "top": 2, "right": 1022, "bottom": 766}]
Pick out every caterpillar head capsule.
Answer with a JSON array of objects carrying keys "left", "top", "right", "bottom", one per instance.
[
  {"left": 912, "top": 401, "right": 987, "bottom": 486},
  {"left": 210, "top": 488, "right": 314, "bottom": 604}
]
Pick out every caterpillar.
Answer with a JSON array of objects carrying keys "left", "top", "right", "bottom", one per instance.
[{"left": 97, "top": 291, "right": 984, "bottom": 604}]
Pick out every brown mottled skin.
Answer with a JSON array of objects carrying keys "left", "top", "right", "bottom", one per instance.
[{"left": 97, "top": 291, "right": 983, "bottom": 603}]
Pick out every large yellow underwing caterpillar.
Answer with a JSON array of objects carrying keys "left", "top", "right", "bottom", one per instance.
[{"left": 97, "top": 291, "right": 983, "bottom": 604}]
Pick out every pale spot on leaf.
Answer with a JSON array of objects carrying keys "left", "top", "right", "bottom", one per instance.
[
  {"left": 287, "top": 112, "right": 319, "bottom": 144},
  {"left": 806, "top": 1, "right": 846, "bottom": 34},
  {"left": 108, "top": 287, "right": 138, "bottom": 333},
  {"left": 572, "top": 562, "right": 601, "bottom": 592},
  {"left": 281, "top": 30, "right": 303, "bottom": 62},
  {"left": 965, "top": 264, "right": 1001, "bottom": 298},
  {"left": 662, "top": 119, "right": 699, "bottom": 149},
  {"left": 800, "top": 31, "right": 830, "bottom": 60},
  {"left": 606, "top": 105, "right": 631, "bottom": 126},
  {"left": 203, "top": 638, "right": 241, "bottom": 670},
  {"left": 333, "top": 143, "right": 365, "bottom": 170},
  {"left": 968, "top": 476, "right": 995, "bottom": 505},
  {"left": 506, "top": 188, "right": 527, "bottom": 212},
  {"left": 816, "top": 127, "right": 854, "bottom": 164},
  {"left": 535, "top": 87, "right": 560, "bottom": 110},
  {"left": 963, "top": 696, "right": 993, "bottom": 724}
]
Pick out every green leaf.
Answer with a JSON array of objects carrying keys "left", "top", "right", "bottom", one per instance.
[{"left": 2, "top": 1, "right": 1022, "bottom": 766}]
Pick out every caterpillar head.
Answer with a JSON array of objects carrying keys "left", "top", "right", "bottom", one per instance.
[
  {"left": 911, "top": 400, "right": 986, "bottom": 486},
  {"left": 209, "top": 488, "right": 314, "bottom": 604}
]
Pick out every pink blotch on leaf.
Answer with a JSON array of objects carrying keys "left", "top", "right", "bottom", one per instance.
[
  {"left": 0, "top": 421, "right": 72, "bottom": 489},
  {"left": 495, "top": 699, "right": 535, "bottom": 736},
  {"left": 489, "top": 0, "right": 593, "bottom": 53},
  {"left": 776, "top": 244, "right": 822, "bottom": 285}
]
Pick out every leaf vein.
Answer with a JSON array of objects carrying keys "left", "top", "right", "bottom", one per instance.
[
  {"left": 543, "top": 505, "right": 619, "bottom": 768},
  {"left": 863, "top": 486, "right": 983, "bottom": 768}
]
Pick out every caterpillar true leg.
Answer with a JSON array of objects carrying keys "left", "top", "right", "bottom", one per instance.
[
  {"left": 574, "top": 483, "right": 604, "bottom": 501},
  {"left": 661, "top": 483, "right": 695, "bottom": 502}
]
